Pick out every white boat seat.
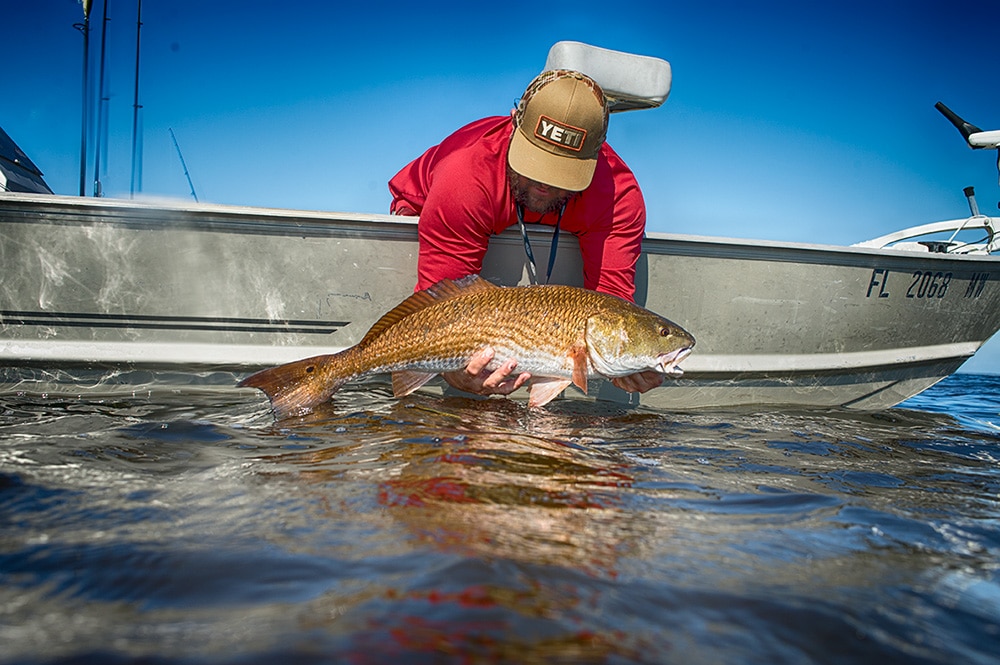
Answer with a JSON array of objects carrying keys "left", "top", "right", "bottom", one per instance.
[{"left": 544, "top": 41, "right": 671, "bottom": 112}]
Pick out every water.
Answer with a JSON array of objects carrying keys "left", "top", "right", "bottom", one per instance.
[{"left": 1, "top": 374, "right": 999, "bottom": 664}]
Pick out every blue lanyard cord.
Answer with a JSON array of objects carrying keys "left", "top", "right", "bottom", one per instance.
[{"left": 515, "top": 203, "right": 564, "bottom": 285}]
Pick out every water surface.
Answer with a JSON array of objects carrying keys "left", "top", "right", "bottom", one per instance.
[{"left": 1, "top": 374, "right": 998, "bottom": 664}]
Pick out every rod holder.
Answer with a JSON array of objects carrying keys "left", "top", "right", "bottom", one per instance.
[{"left": 964, "top": 186, "right": 981, "bottom": 217}]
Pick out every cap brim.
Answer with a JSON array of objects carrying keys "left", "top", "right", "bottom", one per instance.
[{"left": 508, "top": 129, "right": 597, "bottom": 192}]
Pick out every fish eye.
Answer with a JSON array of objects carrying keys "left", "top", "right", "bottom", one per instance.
[{"left": 659, "top": 326, "right": 670, "bottom": 337}]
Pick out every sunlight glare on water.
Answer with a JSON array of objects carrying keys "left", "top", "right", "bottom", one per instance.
[{"left": 1, "top": 375, "right": 999, "bottom": 664}]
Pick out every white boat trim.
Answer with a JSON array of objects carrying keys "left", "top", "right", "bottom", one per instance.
[
  {"left": 1, "top": 339, "right": 979, "bottom": 375},
  {"left": 681, "top": 342, "right": 980, "bottom": 373},
  {"left": 0, "top": 340, "right": 325, "bottom": 367}
]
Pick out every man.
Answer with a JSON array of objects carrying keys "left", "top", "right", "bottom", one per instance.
[{"left": 388, "top": 69, "right": 661, "bottom": 398}]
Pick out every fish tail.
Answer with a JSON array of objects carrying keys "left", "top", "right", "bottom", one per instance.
[{"left": 238, "top": 353, "right": 349, "bottom": 418}]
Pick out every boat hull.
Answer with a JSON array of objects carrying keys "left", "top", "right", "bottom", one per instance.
[{"left": 2, "top": 193, "right": 998, "bottom": 410}]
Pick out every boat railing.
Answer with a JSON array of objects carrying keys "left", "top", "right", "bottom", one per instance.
[
  {"left": 855, "top": 103, "right": 1000, "bottom": 255},
  {"left": 853, "top": 213, "right": 1000, "bottom": 255}
]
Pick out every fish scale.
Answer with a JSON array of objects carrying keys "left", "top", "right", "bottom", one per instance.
[
  {"left": 351, "top": 289, "right": 595, "bottom": 375},
  {"left": 239, "top": 275, "right": 695, "bottom": 418}
]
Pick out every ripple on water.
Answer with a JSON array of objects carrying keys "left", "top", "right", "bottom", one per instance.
[{"left": 0, "top": 377, "right": 998, "bottom": 663}]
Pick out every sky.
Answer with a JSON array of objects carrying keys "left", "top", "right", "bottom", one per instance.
[{"left": 5, "top": 0, "right": 1000, "bottom": 373}]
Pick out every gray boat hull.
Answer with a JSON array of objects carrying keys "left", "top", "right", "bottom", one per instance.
[{"left": 2, "top": 193, "right": 998, "bottom": 410}]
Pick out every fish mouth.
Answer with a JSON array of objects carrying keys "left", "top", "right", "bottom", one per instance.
[{"left": 657, "top": 347, "right": 693, "bottom": 376}]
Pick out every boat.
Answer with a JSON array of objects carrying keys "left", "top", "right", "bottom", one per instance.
[
  {"left": 1, "top": 43, "right": 999, "bottom": 411},
  {"left": 0, "top": 125, "right": 54, "bottom": 195},
  {"left": 1, "top": 182, "right": 998, "bottom": 411}
]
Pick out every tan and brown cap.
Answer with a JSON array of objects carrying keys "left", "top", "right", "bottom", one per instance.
[{"left": 508, "top": 69, "right": 609, "bottom": 192}]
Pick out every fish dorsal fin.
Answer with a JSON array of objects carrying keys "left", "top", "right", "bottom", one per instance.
[
  {"left": 360, "top": 275, "right": 498, "bottom": 345},
  {"left": 426, "top": 274, "right": 498, "bottom": 299}
]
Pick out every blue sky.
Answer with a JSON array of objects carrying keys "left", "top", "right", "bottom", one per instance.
[{"left": 6, "top": 0, "right": 1000, "bottom": 373}]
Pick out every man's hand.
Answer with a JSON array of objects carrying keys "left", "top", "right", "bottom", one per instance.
[
  {"left": 611, "top": 370, "right": 664, "bottom": 394},
  {"left": 443, "top": 346, "right": 531, "bottom": 396}
]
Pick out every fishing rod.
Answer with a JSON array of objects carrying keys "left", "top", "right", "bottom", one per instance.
[
  {"left": 74, "top": 1, "right": 92, "bottom": 196},
  {"left": 92, "top": 0, "right": 109, "bottom": 197},
  {"left": 169, "top": 128, "right": 198, "bottom": 202},
  {"left": 129, "top": 0, "right": 143, "bottom": 198}
]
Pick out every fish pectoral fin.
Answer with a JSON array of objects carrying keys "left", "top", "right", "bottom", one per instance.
[
  {"left": 391, "top": 370, "right": 438, "bottom": 397},
  {"left": 570, "top": 341, "right": 589, "bottom": 394},
  {"left": 528, "top": 378, "right": 573, "bottom": 408}
]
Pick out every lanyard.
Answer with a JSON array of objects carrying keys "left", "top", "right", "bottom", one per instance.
[{"left": 515, "top": 203, "right": 564, "bottom": 285}]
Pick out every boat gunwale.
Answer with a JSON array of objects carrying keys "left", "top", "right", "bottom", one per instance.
[{"left": 3, "top": 192, "right": 999, "bottom": 268}]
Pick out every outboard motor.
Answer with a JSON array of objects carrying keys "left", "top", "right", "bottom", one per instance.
[{"left": 936, "top": 102, "right": 1000, "bottom": 210}]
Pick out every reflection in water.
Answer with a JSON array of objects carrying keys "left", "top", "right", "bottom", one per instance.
[
  {"left": 264, "top": 399, "right": 644, "bottom": 577},
  {"left": 0, "top": 377, "right": 999, "bottom": 663}
]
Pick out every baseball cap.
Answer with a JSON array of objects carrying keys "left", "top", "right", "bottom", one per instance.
[{"left": 507, "top": 69, "right": 609, "bottom": 192}]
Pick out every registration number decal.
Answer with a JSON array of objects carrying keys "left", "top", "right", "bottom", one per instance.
[{"left": 866, "top": 269, "right": 990, "bottom": 299}]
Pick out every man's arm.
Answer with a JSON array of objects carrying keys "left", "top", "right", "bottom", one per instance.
[
  {"left": 414, "top": 166, "right": 498, "bottom": 290},
  {"left": 577, "top": 165, "right": 646, "bottom": 302}
]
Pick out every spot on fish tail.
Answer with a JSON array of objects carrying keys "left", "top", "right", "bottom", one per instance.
[{"left": 238, "top": 354, "right": 345, "bottom": 419}]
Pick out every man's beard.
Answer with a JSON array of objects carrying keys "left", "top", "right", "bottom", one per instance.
[{"left": 508, "top": 167, "right": 572, "bottom": 216}]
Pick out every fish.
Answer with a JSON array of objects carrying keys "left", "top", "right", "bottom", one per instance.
[{"left": 238, "top": 275, "right": 695, "bottom": 418}]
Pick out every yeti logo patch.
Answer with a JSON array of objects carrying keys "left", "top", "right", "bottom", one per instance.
[{"left": 534, "top": 115, "right": 586, "bottom": 151}]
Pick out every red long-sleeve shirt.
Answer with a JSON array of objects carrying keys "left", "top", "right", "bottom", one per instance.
[{"left": 388, "top": 116, "right": 646, "bottom": 302}]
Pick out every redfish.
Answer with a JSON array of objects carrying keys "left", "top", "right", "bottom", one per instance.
[{"left": 239, "top": 275, "right": 694, "bottom": 418}]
